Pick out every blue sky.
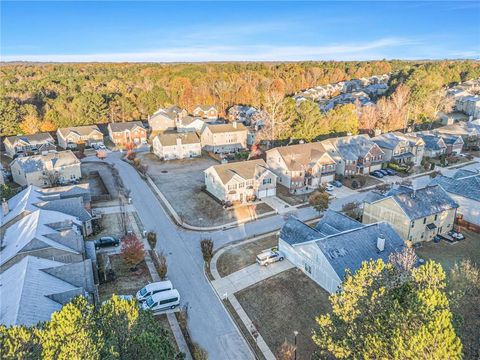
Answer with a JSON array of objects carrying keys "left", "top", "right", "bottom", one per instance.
[{"left": 1, "top": 1, "right": 479, "bottom": 62}]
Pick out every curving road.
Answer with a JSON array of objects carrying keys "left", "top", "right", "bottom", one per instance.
[{"left": 84, "top": 152, "right": 365, "bottom": 359}]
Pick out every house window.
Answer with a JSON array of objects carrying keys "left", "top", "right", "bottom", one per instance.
[
  {"left": 304, "top": 263, "right": 312, "bottom": 274},
  {"left": 434, "top": 214, "right": 438, "bottom": 221},
  {"left": 423, "top": 218, "right": 426, "bottom": 224},
  {"left": 263, "top": 178, "right": 272, "bottom": 185},
  {"left": 238, "top": 182, "right": 244, "bottom": 188},
  {"left": 411, "top": 221, "right": 415, "bottom": 228}
]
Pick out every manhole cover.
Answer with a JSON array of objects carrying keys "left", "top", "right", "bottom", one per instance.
[{"left": 161, "top": 170, "right": 168, "bottom": 173}]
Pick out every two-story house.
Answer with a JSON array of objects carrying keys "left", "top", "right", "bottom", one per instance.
[
  {"left": 362, "top": 185, "right": 458, "bottom": 244},
  {"left": 204, "top": 159, "right": 277, "bottom": 203},
  {"left": 4, "top": 133, "right": 56, "bottom": 158},
  {"left": 10, "top": 150, "right": 81, "bottom": 187},
  {"left": 57, "top": 125, "right": 104, "bottom": 149},
  {"left": 417, "top": 134, "right": 447, "bottom": 158},
  {"left": 439, "top": 134, "right": 464, "bottom": 155},
  {"left": 266, "top": 142, "right": 337, "bottom": 193},
  {"left": 321, "top": 134, "right": 384, "bottom": 176},
  {"left": 108, "top": 121, "right": 147, "bottom": 147},
  {"left": 434, "top": 122, "right": 480, "bottom": 151},
  {"left": 200, "top": 122, "right": 248, "bottom": 154},
  {"left": 193, "top": 105, "right": 218, "bottom": 120},
  {"left": 176, "top": 116, "right": 206, "bottom": 133},
  {"left": 148, "top": 106, "right": 188, "bottom": 133},
  {"left": 152, "top": 132, "right": 201, "bottom": 160},
  {"left": 372, "top": 132, "right": 425, "bottom": 166}
]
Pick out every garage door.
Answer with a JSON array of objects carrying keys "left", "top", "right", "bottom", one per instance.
[
  {"left": 266, "top": 188, "right": 276, "bottom": 197},
  {"left": 322, "top": 174, "right": 335, "bottom": 183},
  {"left": 257, "top": 190, "right": 267, "bottom": 198}
]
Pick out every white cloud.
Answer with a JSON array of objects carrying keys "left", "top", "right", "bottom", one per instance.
[{"left": 1, "top": 37, "right": 476, "bottom": 62}]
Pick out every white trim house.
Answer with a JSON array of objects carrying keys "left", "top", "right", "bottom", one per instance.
[{"left": 204, "top": 159, "right": 277, "bottom": 203}]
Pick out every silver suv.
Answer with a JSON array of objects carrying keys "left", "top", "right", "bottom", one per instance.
[{"left": 256, "top": 249, "right": 284, "bottom": 266}]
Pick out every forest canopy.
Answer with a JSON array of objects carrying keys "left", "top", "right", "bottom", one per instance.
[{"left": 1, "top": 60, "right": 479, "bottom": 137}]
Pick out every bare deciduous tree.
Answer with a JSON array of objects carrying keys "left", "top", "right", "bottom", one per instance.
[{"left": 43, "top": 170, "right": 61, "bottom": 188}]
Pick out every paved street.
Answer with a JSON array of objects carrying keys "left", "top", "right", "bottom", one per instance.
[
  {"left": 82, "top": 152, "right": 474, "bottom": 358},
  {"left": 87, "top": 153, "right": 254, "bottom": 360}
]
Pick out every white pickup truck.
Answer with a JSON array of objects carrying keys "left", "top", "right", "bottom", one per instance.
[{"left": 256, "top": 249, "right": 285, "bottom": 266}]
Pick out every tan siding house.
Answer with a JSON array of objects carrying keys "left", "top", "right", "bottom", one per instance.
[
  {"left": 204, "top": 159, "right": 277, "bottom": 203},
  {"left": 56, "top": 125, "right": 104, "bottom": 149},
  {"left": 363, "top": 185, "right": 458, "bottom": 244},
  {"left": 4, "top": 133, "right": 56, "bottom": 158},
  {"left": 266, "top": 142, "right": 336, "bottom": 193},
  {"left": 200, "top": 122, "right": 248, "bottom": 154},
  {"left": 152, "top": 132, "right": 201, "bottom": 160},
  {"left": 193, "top": 105, "right": 218, "bottom": 120},
  {"left": 10, "top": 151, "right": 81, "bottom": 187}
]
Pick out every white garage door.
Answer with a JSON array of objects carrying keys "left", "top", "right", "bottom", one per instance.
[
  {"left": 257, "top": 190, "right": 267, "bottom": 198},
  {"left": 322, "top": 174, "right": 335, "bottom": 183},
  {"left": 266, "top": 188, "right": 276, "bottom": 197}
]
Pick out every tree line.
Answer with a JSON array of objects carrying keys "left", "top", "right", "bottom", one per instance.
[
  {"left": 1, "top": 60, "right": 479, "bottom": 138},
  {"left": 0, "top": 296, "right": 182, "bottom": 360}
]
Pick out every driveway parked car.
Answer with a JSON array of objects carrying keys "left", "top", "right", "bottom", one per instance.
[
  {"left": 256, "top": 249, "right": 284, "bottom": 266},
  {"left": 330, "top": 180, "right": 342, "bottom": 188},
  {"left": 371, "top": 171, "right": 384, "bottom": 178},
  {"left": 385, "top": 168, "right": 397, "bottom": 176},
  {"left": 448, "top": 230, "right": 465, "bottom": 240},
  {"left": 94, "top": 236, "right": 120, "bottom": 249},
  {"left": 378, "top": 169, "right": 389, "bottom": 176},
  {"left": 325, "top": 184, "right": 335, "bottom": 191}
]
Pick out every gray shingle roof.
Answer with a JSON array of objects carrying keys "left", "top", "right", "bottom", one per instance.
[
  {"left": 280, "top": 217, "right": 322, "bottom": 246},
  {"left": 109, "top": 121, "right": 145, "bottom": 132},
  {"left": 370, "top": 185, "right": 459, "bottom": 220},
  {"left": 315, "top": 210, "right": 363, "bottom": 236},
  {"left": 35, "top": 197, "right": 92, "bottom": 222},
  {"left": 419, "top": 134, "right": 446, "bottom": 151},
  {"left": 280, "top": 210, "right": 404, "bottom": 279},
  {"left": 323, "top": 134, "right": 383, "bottom": 161},
  {"left": 4, "top": 133, "right": 55, "bottom": 147},
  {"left": 0, "top": 256, "right": 93, "bottom": 326},
  {"left": 12, "top": 151, "right": 80, "bottom": 173},
  {"left": 316, "top": 222, "right": 404, "bottom": 278},
  {"left": 430, "top": 174, "right": 480, "bottom": 202}
]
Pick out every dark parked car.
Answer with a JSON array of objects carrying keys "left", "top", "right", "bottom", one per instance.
[
  {"left": 385, "top": 168, "right": 397, "bottom": 176},
  {"left": 94, "top": 236, "right": 120, "bottom": 249},
  {"left": 371, "top": 171, "right": 384, "bottom": 178},
  {"left": 378, "top": 169, "right": 389, "bottom": 176},
  {"left": 330, "top": 180, "right": 343, "bottom": 188}
]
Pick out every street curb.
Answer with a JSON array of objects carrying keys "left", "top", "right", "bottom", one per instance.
[{"left": 145, "top": 173, "right": 279, "bottom": 232}]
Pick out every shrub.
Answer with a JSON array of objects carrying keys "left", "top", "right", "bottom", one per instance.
[
  {"left": 147, "top": 231, "right": 157, "bottom": 249},
  {"left": 351, "top": 180, "right": 359, "bottom": 189},
  {"left": 153, "top": 250, "right": 168, "bottom": 280},
  {"left": 121, "top": 234, "right": 145, "bottom": 271},
  {"left": 200, "top": 239, "right": 214, "bottom": 266}
]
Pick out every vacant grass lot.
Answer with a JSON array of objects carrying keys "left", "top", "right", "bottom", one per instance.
[
  {"left": 141, "top": 153, "right": 274, "bottom": 227},
  {"left": 216, "top": 235, "right": 278, "bottom": 277},
  {"left": 276, "top": 184, "right": 310, "bottom": 206},
  {"left": 416, "top": 229, "right": 480, "bottom": 270},
  {"left": 236, "top": 268, "right": 331, "bottom": 360},
  {"left": 98, "top": 254, "right": 151, "bottom": 303}
]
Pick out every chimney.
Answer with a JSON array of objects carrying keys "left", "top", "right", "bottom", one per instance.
[
  {"left": 2, "top": 198, "right": 9, "bottom": 216},
  {"left": 377, "top": 234, "right": 385, "bottom": 252},
  {"left": 232, "top": 121, "right": 237, "bottom": 129}
]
